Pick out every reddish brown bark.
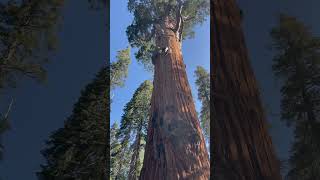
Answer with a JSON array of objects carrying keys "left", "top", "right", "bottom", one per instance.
[
  {"left": 211, "top": 0, "right": 282, "bottom": 180},
  {"left": 139, "top": 18, "right": 210, "bottom": 180}
]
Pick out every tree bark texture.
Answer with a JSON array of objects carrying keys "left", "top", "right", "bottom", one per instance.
[
  {"left": 211, "top": 0, "right": 282, "bottom": 180},
  {"left": 139, "top": 17, "right": 210, "bottom": 180}
]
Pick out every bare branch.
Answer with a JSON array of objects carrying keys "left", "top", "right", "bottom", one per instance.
[{"left": 3, "top": 97, "right": 13, "bottom": 120}]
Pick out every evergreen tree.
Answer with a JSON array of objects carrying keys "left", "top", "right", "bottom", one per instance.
[
  {"left": 110, "top": 48, "right": 131, "bottom": 91},
  {"left": 194, "top": 66, "right": 210, "bottom": 142},
  {"left": 270, "top": 14, "right": 320, "bottom": 180},
  {"left": 126, "top": 0, "right": 210, "bottom": 179},
  {"left": 38, "top": 46, "right": 130, "bottom": 179},
  {"left": 110, "top": 122, "right": 123, "bottom": 179},
  {"left": 0, "top": 0, "right": 63, "bottom": 89},
  {"left": 37, "top": 67, "right": 108, "bottom": 180},
  {"left": 111, "top": 80, "right": 153, "bottom": 180}
]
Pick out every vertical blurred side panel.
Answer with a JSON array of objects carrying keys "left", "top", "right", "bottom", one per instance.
[{"left": 211, "top": 0, "right": 282, "bottom": 179}]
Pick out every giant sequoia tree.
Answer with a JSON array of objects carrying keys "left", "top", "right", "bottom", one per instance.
[
  {"left": 270, "top": 14, "right": 320, "bottom": 180},
  {"left": 211, "top": 0, "right": 282, "bottom": 179},
  {"left": 126, "top": 0, "right": 210, "bottom": 179}
]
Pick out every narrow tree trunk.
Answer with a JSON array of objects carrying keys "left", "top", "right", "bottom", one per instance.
[
  {"left": 128, "top": 124, "right": 143, "bottom": 180},
  {"left": 211, "top": 0, "right": 282, "bottom": 180},
  {"left": 139, "top": 18, "right": 210, "bottom": 180},
  {"left": 115, "top": 137, "right": 130, "bottom": 180}
]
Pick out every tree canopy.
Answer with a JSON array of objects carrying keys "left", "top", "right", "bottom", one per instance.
[
  {"left": 110, "top": 47, "right": 131, "bottom": 91},
  {"left": 0, "top": 0, "right": 63, "bottom": 89},
  {"left": 194, "top": 66, "right": 210, "bottom": 141},
  {"left": 111, "top": 80, "right": 153, "bottom": 179},
  {"left": 270, "top": 14, "right": 320, "bottom": 180},
  {"left": 126, "top": 0, "right": 209, "bottom": 70},
  {"left": 37, "top": 67, "right": 108, "bottom": 179}
]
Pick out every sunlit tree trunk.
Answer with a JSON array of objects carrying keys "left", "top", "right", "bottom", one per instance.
[
  {"left": 211, "top": 0, "right": 282, "bottom": 180},
  {"left": 139, "top": 17, "right": 210, "bottom": 180}
]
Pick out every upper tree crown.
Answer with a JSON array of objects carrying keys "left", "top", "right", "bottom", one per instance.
[{"left": 126, "top": 0, "right": 209, "bottom": 70}]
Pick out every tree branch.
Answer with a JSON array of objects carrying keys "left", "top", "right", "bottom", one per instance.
[
  {"left": 173, "top": 0, "right": 184, "bottom": 41},
  {"left": 183, "top": 15, "right": 195, "bottom": 22},
  {"left": 174, "top": 0, "right": 183, "bottom": 33}
]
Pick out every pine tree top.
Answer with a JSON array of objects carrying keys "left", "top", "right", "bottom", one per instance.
[{"left": 126, "top": 0, "right": 209, "bottom": 70}]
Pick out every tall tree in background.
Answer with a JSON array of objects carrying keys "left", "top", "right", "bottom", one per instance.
[
  {"left": 110, "top": 48, "right": 131, "bottom": 91},
  {"left": 111, "top": 80, "right": 153, "bottom": 180},
  {"left": 211, "top": 0, "right": 282, "bottom": 179},
  {"left": 0, "top": 0, "right": 63, "bottom": 164},
  {"left": 109, "top": 48, "right": 131, "bottom": 179},
  {"left": 0, "top": 0, "right": 63, "bottom": 89},
  {"left": 270, "top": 14, "right": 320, "bottom": 180},
  {"left": 126, "top": 81, "right": 152, "bottom": 180},
  {"left": 126, "top": 0, "right": 210, "bottom": 179},
  {"left": 110, "top": 122, "right": 125, "bottom": 179},
  {"left": 37, "top": 67, "right": 108, "bottom": 180},
  {"left": 38, "top": 47, "right": 130, "bottom": 179},
  {"left": 194, "top": 66, "right": 210, "bottom": 142}
]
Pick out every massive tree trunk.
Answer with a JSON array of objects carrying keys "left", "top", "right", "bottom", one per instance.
[
  {"left": 211, "top": 0, "right": 282, "bottom": 180},
  {"left": 139, "top": 17, "right": 210, "bottom": 180}
]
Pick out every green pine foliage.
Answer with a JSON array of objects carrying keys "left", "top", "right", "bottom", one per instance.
[
  {"left": 110, "top": 80, "right": 153, "bottom": 180},
  {"left": 0, "top": 0, "right": 63, "bottom": 89},
  {"left": 38, "top": 46, "right": 131, "bottom": 179},
  {"left": 194, "top": 66, "right": 210, "bottom": 141},
  {"left": 270, "top": 14, "right": 320, "bottom": 180},
  {"left": 37, "top": 67, "right": 108, "bottom": 180},
  {"left": 110, "top": 122, "right": 122, "bottom": 178},
  {"left": 126, "top": 0, "right": 209, "bottom": 70},
  {"left": 110, "top": 48, "right": 131, "bottom": 91}
]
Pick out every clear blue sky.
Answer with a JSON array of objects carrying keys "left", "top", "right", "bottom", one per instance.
[{"left": 110, "top": 0, "right": 210, "bottom": 127}]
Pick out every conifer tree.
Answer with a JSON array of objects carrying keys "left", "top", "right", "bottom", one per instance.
[
  {"left": 110, "top": 122, "right": 123, "bottom": 179},
  {"left": 38, "top": 47, "right": 130, "bottom": 179},
  {"left": 110, "top": 48, "right": 131, "bottom": 91},
  {"left": 194, "top": 66, "right": 210, "bottom": 142},
  {"left": 37, "top": 67, "right": 108, "bottom": 179},
  {"left": 0, "top": 0, "right": 63, "bottom": 89},
  {"left": 270, "top": 14, "right": 320, "bottom": 180},
  {"left": 111, "top": 80, "right": 153, "bottom": 180},
  {"left": 126, "top": 0, "right": 210, "bottom": 178}
]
